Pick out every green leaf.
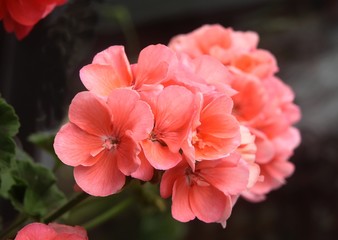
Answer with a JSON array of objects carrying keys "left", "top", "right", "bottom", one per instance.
[
  {"left": 0, "top": 136, "right": 16, "bottom": 167},
  {"left": 2, "top": 148, "right": 66, "bottom": 218},
  {"left": 28, "top": 131, "right": 56, "bottom": 156},
  {"left": 139, "top": 210, "right": 187, "bottom": 240},
  {"left": 0, "top": 98, "right": 20, "bottom": 137}
]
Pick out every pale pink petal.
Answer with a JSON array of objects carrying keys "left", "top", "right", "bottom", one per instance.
[
  {"left": 15, "top": 223, "right": 57, "bottom": 240},
  {"left": 80, "top": 64, "right": 130, "bottom": 96},
  {"left": 54, "top": 123, "right": 103, "bottom": 167},
  {"left": 131, "top": 150, "right": 154, "bottom": 181},
  {"left": 141, "top": 140, "right": 182, "bottom": 170},
  {"left": 189, "top": 184, "right": 229, "bottom": 223},
  {"left": 69, "top": 91, "right": 112, "bottom": 136},
  {"left": 264, "top": 158, "right": 295, "bottom": 184},
  {"left": 171, "top": 178, "right": 195, "bottom": 222},
  {"left": 236, "top": 125, "right": 257, "bottom": 163},
  {"left": 251, "top": 128, "right": 275, "bottom": 164},
  {"left": 241, "top": 190, "right": 266, "bottom": 202},
  {"left": 246, "top": 162, "right": 261, "bottom": 188},
  {"left": 74, "top": 152, "right": 125, "bottom": 196}
]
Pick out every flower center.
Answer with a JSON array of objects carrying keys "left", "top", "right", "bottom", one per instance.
[
  {"left": 103, "top": 137, "right": 119, "bottom": 150},
  {"left": 184, "top": 166, "right": 209, "bottom": 187},
  {"left": 191, "top": 131, "right": 206, "bottom": 149},
  {"left": 149, "top": 130, "right": 167, "bottom": 146}
]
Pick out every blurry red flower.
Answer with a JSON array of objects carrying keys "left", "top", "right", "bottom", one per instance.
[{"left": 0, "top": 0, "right": 66, "bottom": 40}]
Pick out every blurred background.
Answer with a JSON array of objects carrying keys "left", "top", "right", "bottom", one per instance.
[{"left": 1, "top": 0, "right": 338, "bottom": 239}]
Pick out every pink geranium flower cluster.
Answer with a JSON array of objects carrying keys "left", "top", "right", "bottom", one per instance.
[
  {"left": 169, "top": 24, "right": 301, "bottom": 201},
  {"left": 54, "top": 24, "right": 300, "bottom": 226}
]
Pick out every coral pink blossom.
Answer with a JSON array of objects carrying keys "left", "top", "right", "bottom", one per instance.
[
  {"left": 230, "top": 69, "right": 268, "bottom": 123},
  {"left": 15, "top": 222, "right": 87, "bottom": 240},
  {"left": 230, "top": 49, "right": 278, "bottom": 80},
  {"left": 0, "top": 0, "right": 66, "bottom": 40},
  {"left": 160, "top": 153, "right": 249, "bottom": 227},
  {"left": 141, "top": 85, "right": 197, "bottom": 170},
  {"left": 243, "top": 127, "right": 300, "bottom": 201},
  {"left": 169, "top": 24, "right": 258, "bottom": 65},
  {"left": 80, "top": 44, "right": 177, "bottom": 97},
  {"left": 54, "top": 89, "right": 154, "bottom": 196},
  {"left": 169, "top": 24, "right": 301, "bottom": 203},
  {"left": 187, "top": 93, "right": 241, "bottom": 161}
]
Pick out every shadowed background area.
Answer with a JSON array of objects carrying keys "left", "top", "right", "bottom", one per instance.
[{"left": 1, "top": 0, "right": 338, "bottom": 239}]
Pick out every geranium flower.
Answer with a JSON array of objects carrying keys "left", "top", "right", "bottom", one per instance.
[
  {"left": 54, "top": 89, "right": 154, "bottom": 196},
  {"left": 230, "top": 49, "right": 278, "bottom": 80},
  {"left": 186, "top": 93, "right": 241, "bottom": 161},
  {"left": 160, "top": 153, "right": 249, "bottom": 227},
  {"left": 0, "top": 0, "right": 66, "bottom": 40},
  {"left": 140, "top": 85, "right": 197, "bottom": 170},
  {"left": 15, "top": 222, "right": 87, "bottom": 240},
  {"left": 242, "top": 127, "right": 300, "bottom": 201}
]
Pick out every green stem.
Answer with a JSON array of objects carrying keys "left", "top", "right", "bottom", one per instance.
[
  {"left": 82, "top": 198, "right": 133, "bottom": 230},
  {"left": 43, "top": 191, "right": 89, "bottom": 223},
  {"left": 0, "top": 215, "right": 28, "bottom": 240}
]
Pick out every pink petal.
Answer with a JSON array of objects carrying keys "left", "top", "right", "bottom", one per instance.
[
  {"left": 251, "top": 128, "right": 275, "bottom": 164},
  {"left": 115, "top": 134, "right": 140, "bottom": 176},
  {"left": 189, "top": 184, "right": 229, "bottom": 223},
  {"left": 160, "top": 161, "right": 187, "bottom": 198},
  {"left": 15, "top": 223, "right": 57, "bottom": 240},
  {"left": 199, "top": 113, "right": 239, "bottom": 139},
  {"left": 92, "top": 46, "right": 133, "bottom": 85},
  {"left": 141, "top": 140, "right": 182, "bottom": 170},
  {"left": 198, "top": 155, "right": 249, "bottom": 195},
  {"left": 134, "top": 44, "right": 177, "bottom": 88},
  {"left": 171, "top": 178, "right": 195, "bottom": 222},
  {"left": 192, "top": 55, "right": 233, "bottom": 86},
  {"left": 246, "top": 162, "right": 261, "bottom": 188},
  {"left": 155, "top": 85, "right": 196, "bottom": 152},
  {"left": 194, "top": 133, "right": 241, "bottom": 160},
  {"left": 48, "top": 223, "right": 87, "bottom": 237},
  {"left": 80, "top": 64, "right": 131, "bottom": 96},
  {"left": 69, "top": 91, "right": 112, "bottom": 137},
  {"left": 107, "top": 89, "right": 154, "bottom": 141},
  {"left": 74, "top": 152, "right": 125, "bottom": 196},
  {"left": 54, "top": 123, "right": 103, "bottom": 167},
  {"left": 131, "top": 150, "right": 154, "bottom": 181},
  {"left": 54, "top": 234, "right": 87, "bottom": 240}
]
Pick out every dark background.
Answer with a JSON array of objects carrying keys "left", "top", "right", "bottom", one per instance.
[{"left": 1, "top": 0, "right": 338, "bottom": 239}]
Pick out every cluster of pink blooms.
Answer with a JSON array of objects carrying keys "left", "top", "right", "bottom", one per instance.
[
  {"left": 14, "top": 222, "right": 88, "bottom": 240},
  {"left": 53, "top": 24, "right": 301, "bottom": 227},
  {"left": 0, "top": 0, "right": 66, "bottom": 40}
]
